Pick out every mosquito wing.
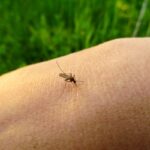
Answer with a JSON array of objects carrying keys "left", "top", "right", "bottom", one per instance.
[{"left": 59, "top": 73, "right": 69, "bottom": 78}]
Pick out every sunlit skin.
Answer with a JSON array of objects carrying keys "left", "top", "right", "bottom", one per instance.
[{"left": 0, "top": 38, "right": 150, "bottom": 150}]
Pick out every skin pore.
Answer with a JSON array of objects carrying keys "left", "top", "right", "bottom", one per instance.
[{"left": 0, "top": 38, "right": 150, "bottom": 150}]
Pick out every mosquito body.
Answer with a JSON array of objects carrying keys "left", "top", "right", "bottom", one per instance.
[{"left": 56, "top": 61, "right": 77, "bottom": 85}]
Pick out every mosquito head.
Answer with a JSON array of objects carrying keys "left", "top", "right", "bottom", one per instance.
[
  {"left": 70, "top": 76, "right": 76, "bottom": 84},
  {"left": 73, "top": 79, "right": 76, "bottom": 84}
]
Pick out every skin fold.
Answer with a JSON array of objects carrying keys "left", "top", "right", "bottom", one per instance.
[{"left": 0, "top": 38, "right": 150, "bottom": 150}]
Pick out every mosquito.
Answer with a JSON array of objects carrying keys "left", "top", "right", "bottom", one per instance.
[{"left": 56, "top": 61, "right": 77, "bottom": 85}]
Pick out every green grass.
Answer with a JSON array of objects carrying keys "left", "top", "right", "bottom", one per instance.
[{"left": 0, "top": 0, "right": 150, "bottom": 74}]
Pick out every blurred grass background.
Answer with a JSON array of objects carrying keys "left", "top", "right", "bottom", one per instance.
[{"left": 0, "top": 0, "right": 149, "bottom": 74}]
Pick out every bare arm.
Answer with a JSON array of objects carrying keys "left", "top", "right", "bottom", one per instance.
[{"left": 0, "top": 38, "right": 150, "bottom": 150}]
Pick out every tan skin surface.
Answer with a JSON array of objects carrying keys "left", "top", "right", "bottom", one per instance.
[{"left": 0, "top": 38, "right": 150, "bottom": 150}]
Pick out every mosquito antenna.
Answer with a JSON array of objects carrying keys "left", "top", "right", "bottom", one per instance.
[{"left": 56, "top": 61, "right": 65, "bottom": 73}]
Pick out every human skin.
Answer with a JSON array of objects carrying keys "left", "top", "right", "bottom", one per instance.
[{"left": 0, "top": 38, "right": 150, "bottom": 150}]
